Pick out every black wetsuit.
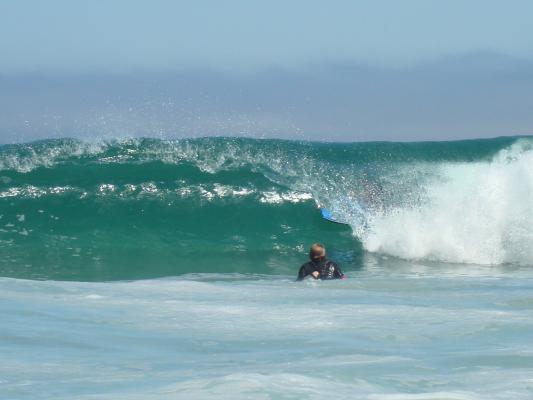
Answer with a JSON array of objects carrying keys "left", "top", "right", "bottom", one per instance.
[{"left": 297, "top": 258, "right": 344, "bottom": 281}]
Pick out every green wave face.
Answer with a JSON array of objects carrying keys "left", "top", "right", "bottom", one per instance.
[{"left": 0, "top": 136, "right": 529, "bottom": 280}]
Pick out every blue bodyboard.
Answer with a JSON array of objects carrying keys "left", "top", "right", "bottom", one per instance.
[{"left": 319, "top": 208, "right": 348, "bottom": 225}]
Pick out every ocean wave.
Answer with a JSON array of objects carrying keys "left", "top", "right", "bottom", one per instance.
[{"left": 0, "top": 136, "right": 532, "bottom": 279}]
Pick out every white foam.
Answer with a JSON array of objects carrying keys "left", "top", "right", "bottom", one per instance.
[
  {"left": 2, "top": 274, "right": 533, "bottom": 399},
  {"left": 361, "top": 139, "right": 533, "bottom": 265},
  {"left": 212, "top": 183, "right": 254, "bottom": 198},
  {"left": 98, "top": 183, "right": 116, "bottom": 193},
  {"left": 260, "top": 190, "right": 313, "bottom": 204}
]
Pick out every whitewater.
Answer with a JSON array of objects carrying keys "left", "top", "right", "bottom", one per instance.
[{"left": 1, "top": 136, "right": 533, "bottom": 399}]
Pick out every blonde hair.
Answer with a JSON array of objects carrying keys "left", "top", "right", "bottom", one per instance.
[{"left": 309, "top": 243, "right": 326, "bottom": 260}]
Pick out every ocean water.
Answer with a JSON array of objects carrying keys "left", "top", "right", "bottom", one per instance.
[{"left": 1, "top": 136, "right": 533, "bottom": 399}]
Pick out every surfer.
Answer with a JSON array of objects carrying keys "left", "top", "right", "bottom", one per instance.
[{"left": 297, "top": 243, "right": 345, "bottom": 281}]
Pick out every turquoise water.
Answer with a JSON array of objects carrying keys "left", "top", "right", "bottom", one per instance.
[{"left": 1, "top": 136, "right": 533, "bottom": 398}]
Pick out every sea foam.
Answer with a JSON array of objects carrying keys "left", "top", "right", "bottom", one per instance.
[{"left": 361, "top": 139, "right": 533, "bottom": 265}]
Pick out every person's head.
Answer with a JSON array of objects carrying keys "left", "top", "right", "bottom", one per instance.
[{"left": 309, "top": 243, "right": 326, "bottom": 261}]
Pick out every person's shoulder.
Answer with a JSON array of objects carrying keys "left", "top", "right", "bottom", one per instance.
[{"left": 325, "top": 259, "right": 338, "bottom": 266}]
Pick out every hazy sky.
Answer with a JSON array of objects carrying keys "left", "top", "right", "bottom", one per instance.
[
  {"left": 2, "top": 0, "right": 533, "bottom": 72},
  {"left": 1, "top": 1, "right": 533, "bottom": 142}
]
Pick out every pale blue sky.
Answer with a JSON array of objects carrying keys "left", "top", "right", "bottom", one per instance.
[
  {"left": 1, "top": 1, "right": 533, "bottom": 142},
  {"left": 2, "top": 0, "right": 533, "bottom": 72}
]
